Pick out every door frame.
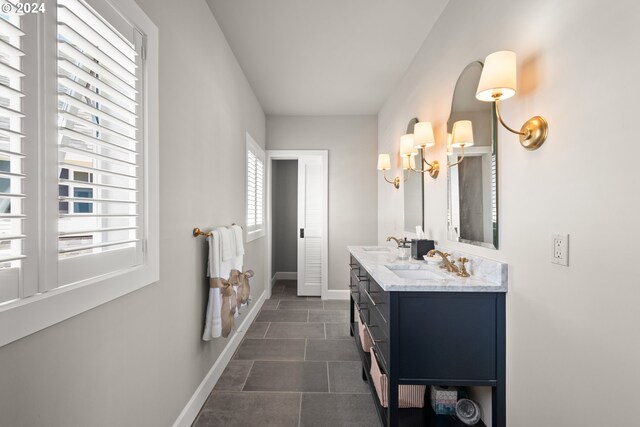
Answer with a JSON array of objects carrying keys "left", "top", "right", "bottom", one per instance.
[{"left": 266, "top": 150, "right": 329, "bottom": 299}]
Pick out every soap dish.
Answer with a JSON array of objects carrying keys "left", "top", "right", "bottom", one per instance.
[{"left": 422, "top": 255, "right": 442, "bottom": 265}]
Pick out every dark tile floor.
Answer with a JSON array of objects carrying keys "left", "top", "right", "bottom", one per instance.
[{"left": 193, "top": 280, "right": 380, "bottom": 427}]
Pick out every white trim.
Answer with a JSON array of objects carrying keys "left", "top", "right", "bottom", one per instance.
[
  {"left": 266, "top": 150, "right": 329, "bottom": 300},
  {"left": 172, "top": 290, "right": 267, "bottom": 427},
  {"left": 323, "top": 289, "right": 350, "bottom": 300},
  {"left": 273, "top": 271, "right": 297, "bottom": 281}
]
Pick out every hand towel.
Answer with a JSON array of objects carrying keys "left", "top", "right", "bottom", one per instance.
[
  {"left": 228, "top": 226, "right": 244, "bottom": 272},
  {"left": 216, "top": 227, "right": 240, "bottom": 320},
  {"left": 218, "top": 227, "right": 233, "bottom": 261},
  {"left": 231, "top": 224, "right": 244, "bottom": 256},
  {"left": 203, "top": 231, "right": 222, "bottom": 340}
]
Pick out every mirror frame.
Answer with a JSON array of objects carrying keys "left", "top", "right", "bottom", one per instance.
[
  {"left": 446, "top": 61, "right": 499, "bottom": 250},
  {"left": 403, "top": 117, "right": 424, "bottom": 233}
]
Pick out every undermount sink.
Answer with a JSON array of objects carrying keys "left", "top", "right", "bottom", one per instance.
[
  {"left": 361, "top": 246, "right": 393, "bottom": 253},
  {"left": 385, "top": 267, "right": 447, "bottom": 280}
]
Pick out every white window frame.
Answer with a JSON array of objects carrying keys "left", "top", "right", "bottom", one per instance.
[
  {"left": 0, "top": 0, "right": 159, "bottom": 348},
  {"left": 245, "top": 132, "right": 265, "bottom": 242}
]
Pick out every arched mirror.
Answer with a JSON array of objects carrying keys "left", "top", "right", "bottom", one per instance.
[
  {"left": 403, "top": 118, "right": 424, "bottom": 233},
  {"left": 447, "top": 62, "right": 498, "bottom": 249}
]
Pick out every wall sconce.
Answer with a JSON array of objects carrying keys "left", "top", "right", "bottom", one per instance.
[
  {"left": 448, "top": 120, "right": 474, "bottom": 167},
  {"left": 377, "top": 153, "right": 400, "bottom": 189},
  {"left": 476, "top": 50, "right": 548, "bottom": 151},
  {"left": 401, "top": 121, "right": 439, "bottom": 179},
  {"left": 402, "top": 153, "right": 414, "bottom": 182}
]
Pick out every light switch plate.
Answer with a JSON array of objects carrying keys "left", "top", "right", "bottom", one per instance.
[{"left": 551, "top": 234, "right": 569, "bottom": 266}]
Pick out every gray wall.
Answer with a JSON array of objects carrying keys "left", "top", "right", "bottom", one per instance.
[
  {"left": 378, "top": 0, "right": 640, "bottom": 425},
  {"left": 267, "top": 116, "right": 378, "bottom": 291},
  {"left": 0, "top": 0, "right": 266, "bottom": 425},
  {"left": 272, "top": 160, "right": 298, "bottom": 274}
]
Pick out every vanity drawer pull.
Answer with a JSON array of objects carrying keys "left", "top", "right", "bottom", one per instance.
[
  {"left": 364, "top": 323, "right": 386, "bottom": 344},
  {"left": 363, "top": 289, "right": 384, "bottom": 307},
  {"left": 355, "top": 274, "right": 369, "bottom": 283},
  {"left": 351, "top": 270, "right": 369, "bottom": 283},
  {"left": 354, "top": 302, "right": 368, "bottom": 312}
]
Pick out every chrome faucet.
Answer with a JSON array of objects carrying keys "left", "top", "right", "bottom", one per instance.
[
  {"left": 386, "top": 236, "right": 409, "bottom": 248},
  {"left": 426, "top": 249, "right": 459, "bottom": 273}
]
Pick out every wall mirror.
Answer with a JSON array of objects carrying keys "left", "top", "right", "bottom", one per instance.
[
  {"left": 447, "top": 62, "right": 498, "bottom": 249},
  {"left": 403, "top": 118, "right": 424, "bottom": 233}
]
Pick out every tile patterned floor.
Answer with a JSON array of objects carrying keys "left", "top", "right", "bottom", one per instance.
[{"left": 193, "top": 280, "right": 381, "bottom": 427}]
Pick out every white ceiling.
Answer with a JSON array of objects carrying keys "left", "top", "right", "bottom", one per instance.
[{"left": 206, "top": 0, "right": 449, "bottom": 115}]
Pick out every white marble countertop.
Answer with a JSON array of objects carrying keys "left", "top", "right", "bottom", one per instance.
[{"left": 348, "top": 245, "right": 508, "bottom": 293}]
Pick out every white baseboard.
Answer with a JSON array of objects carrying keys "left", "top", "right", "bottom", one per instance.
[
  {"left": 322, "top": 289, "right": 349, "bottom": 300},
  {"left": 172, "top": 290, "right": 267, "bottom": 427},
  {"left": 272, "top": 271, "right": 297, "bottom": 282}
]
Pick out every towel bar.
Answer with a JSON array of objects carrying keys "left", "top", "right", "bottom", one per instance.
[{"left": 193, "top": 224, "right": 243, "bottom": 238}]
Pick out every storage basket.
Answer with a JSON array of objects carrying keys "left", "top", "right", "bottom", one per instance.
[
  {"left": 357, "top": 313, "right": 373, "bottom": 352},
  {"left": 370, "top": 348, "right": 426, "bottom": 408}
]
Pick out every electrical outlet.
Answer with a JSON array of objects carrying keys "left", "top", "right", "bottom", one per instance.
[{"left": 551, "top": 234, "right": 569, "bottom": 266}]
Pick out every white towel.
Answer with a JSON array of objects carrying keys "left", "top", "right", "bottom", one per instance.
[
  {"left": 218, "top": 227, "right": 233, "bottom": 261},
  {"left": 231, "top": 224, "right": 244, "bottom": 256},
  {"left": 203, "top": 231, "right": 222, "bottom": 340},
  {"left": 227, "top": 225, "right": 249, "bottom": 309},
  {"left": 216, "top": 227, "right": 233, "bottom": 277},
  {"left": 228, "top": 226, "right": 244, "bottom": 271}
]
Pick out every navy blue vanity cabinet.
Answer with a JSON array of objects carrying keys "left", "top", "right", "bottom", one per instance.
[{"left": 349, "top": 255, "right": 506, "bottom": 427}]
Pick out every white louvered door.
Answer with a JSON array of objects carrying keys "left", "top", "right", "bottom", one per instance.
[
  {"left": 56, "top": 0, "right": 144, "bottom": 286},
  {"left": 297, "top": 156, "right": 324, "bottom": 297}
]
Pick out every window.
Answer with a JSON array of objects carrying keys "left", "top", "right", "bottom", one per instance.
[
  {"left": 246, "top": 132, "right": 265, "bottom": 242},
  {"left": 0, "top": 0, "right": 158, "bottom": 348}
]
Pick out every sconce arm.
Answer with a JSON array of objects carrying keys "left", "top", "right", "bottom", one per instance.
[
  {"left": 408, "top": 146, "right": 439, "bottom": 178},
  {"left": 448, "top": 145, "right": 466, "bottom": 167},
  {"left": 494, "top": 99, "right": 529, "bottom": 137},
  {"left": 382, "top": 170, "right": 400, "bottom": 189},
  {"left": 422, "top": 158, "right": 436, "bottom": 168}
]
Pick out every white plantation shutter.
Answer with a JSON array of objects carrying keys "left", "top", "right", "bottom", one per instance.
[
  {"left": 57, "top": 0, "right": 144, "bottom": 286},
  {"left": 0, "top": 7, "right": 26, "bottom": 304},
  {"left": 0, "top": 0, "right": 158, "bottom": 348},
  {"left": 246, "top": 133, "right": 264, "bottom": 240}
]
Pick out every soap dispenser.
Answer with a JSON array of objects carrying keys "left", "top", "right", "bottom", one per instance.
[{"left": 397, "top": 240, "right": 411, "bottom": 260}]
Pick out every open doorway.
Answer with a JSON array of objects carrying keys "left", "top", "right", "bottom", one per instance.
[{"left": 267, "top": 150, "right": 328, "bottom": 299}]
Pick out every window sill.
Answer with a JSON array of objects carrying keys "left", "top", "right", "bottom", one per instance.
[
  {"left": 0, "top": 262, "right": 159, "bottom": 348},
  {"left": 246, "top": 228, "right": 265, "bottom": 243}
]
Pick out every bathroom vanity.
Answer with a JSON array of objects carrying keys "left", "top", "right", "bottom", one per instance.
[{"left": 348, "top": 246, "right": 507, "bottom": 427}]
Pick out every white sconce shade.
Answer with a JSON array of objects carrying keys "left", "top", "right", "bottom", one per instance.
[
  {"left": 451, "top": 120, "right": 474, "bottom": 148},
  {"left": 476, "top": 50, "right": 517, "bottom": 102},
  {"left": 414, "top": 122, "right": 435, "bottom": 148},
  {"left": 377, "top": 153, "right": 391, "bottom": 170},
  {"left": 400, "top": 134, "right": 418, "bottom": 156},
  {"left": 402, "top": 155, "right": 416, "bottom": 170}
]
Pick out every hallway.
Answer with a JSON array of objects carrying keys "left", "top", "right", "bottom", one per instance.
[{"left": 193, "top": 280, "right": 380, "bottom": 427}]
